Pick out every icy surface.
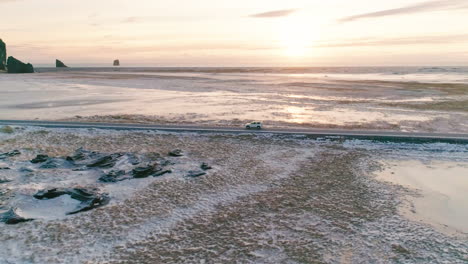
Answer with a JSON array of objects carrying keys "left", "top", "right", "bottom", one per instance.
[
  {"left": 0, "top": 126, "right": 467, "bottom": 263},
  {"left": 1, "top": 67, "right": 467, "bottom": 133}
]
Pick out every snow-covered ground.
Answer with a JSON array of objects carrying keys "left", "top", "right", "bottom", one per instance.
[{"left": 0, "top": 126, "right": 467, "bottom": 263}]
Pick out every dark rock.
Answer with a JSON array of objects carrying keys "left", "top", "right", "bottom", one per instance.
[
  {"left": 126, "top": 153, "right": 141, "bottom": 165},
  {"left": 0, "top": 208, "right": 33, "bottom": 225},
  {"left": 31, "top": 154, "right": 49, "bottom": 164},
  {"left": 7, "top": 56, "right": 34, "bottom": 73},
  {"left": 187, "top": 170, "right": 206, "bottom": 178},
  {"left": 33, "top": 188, "right": 68, "bottom": 199},
  {"left": 0, "top": 39, "right": 6, "bottom": 71},
  {"left": 113, "top": 59, "right": 120, "bottom": 66},
  {"left": 86, "top": 153, "right": 123, "bottom": 168},
  {"left": 39, "top": 159, "right": 60, "bottom": 169},
  {"left": 66, "top": 188, "right": 110, "bottom": 214},
  {"left": 66, "top": 148, "right": 97, "bottom": 162},
  {"left": 201, "top": 162, "right": 212, "bottom": 170},
  {"left": 132, "top": 164, "right": 159, "bottom": 178},
  {"left": 66, "top": 148, "right": 86, "bottom": 161},
  {"left": 0, "top": 150, "right": 21, "bottom": 160},
  {"left": 67, "top": 194, "right": 110, "bottom": 215},
  {"left": 158, "top": 158, "right": 175, "bottom": 167},
  {"left": 19, "top": 167, "right": 34, "bottom": 173},
  {"left": 168, "top": 149, "right": 183, "bottom": 157},
  {"left": 33, "top": 187, "right": 110, "bottom": 215},
  {"left": 0, "top": 178, "right": 11, "bottom": 184},
  {"left": 56, "top": 59, "right": 68, "bottom": 68},
  {"left": 99, "top": 170, "right": 129, "bottom": 183},
  {"left": 153, "top": 169, "right": 172, "bottom": 177}
]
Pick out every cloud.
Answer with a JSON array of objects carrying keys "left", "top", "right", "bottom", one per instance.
[
  {"left": 122, "top": 17, "right": 140, "bottom": 23},
  {"left": 316, "top": 34, "right": 468, "bottom": 48},
  {"left": 249, "top": 9, "right": 297, "bottom": 18},
  {"left": 339, "top": 0, "right": 468, "bottom": 22}
]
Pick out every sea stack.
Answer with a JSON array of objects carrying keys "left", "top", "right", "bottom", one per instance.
[
  {"left": 113, "top": 59, "right": 120, "bottom": 66},
  {"left": 0, "top": 39, "right": 6, "bottom": 71},
  {"left": 56, "top": 59, "right": 68, "bottom": 68},
  {"left": 7, "top": 56, "right": 34, "bottom": 73}
]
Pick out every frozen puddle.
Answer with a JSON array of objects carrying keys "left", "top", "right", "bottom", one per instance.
[
  {"left": 12, "top": 194, "right": 81, "bottom": 220},
  {"left": 378, "top": 160, "right": 468, "bottom": 234}
]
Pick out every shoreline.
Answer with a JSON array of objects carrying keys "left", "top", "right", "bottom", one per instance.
[{"left": 1, "top": 120, "right": 468, "bottom": 144}]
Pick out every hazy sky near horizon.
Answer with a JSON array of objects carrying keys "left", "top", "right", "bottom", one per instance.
[{"left": 1, "top": 0, "right": 468, "bottom": 66}]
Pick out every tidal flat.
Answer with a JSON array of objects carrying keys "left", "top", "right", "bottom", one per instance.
[
  {"left": 1, "top": 68, "right": 467, "bottom": 133},
  {"left": 0, "top": 126, "right": 467, "bottom": 263}
]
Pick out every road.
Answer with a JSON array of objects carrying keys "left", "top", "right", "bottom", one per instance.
[{"left": 1, "top": 119, "right": 467, "bottom": 144}]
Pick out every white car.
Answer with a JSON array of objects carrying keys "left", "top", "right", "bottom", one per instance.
[{"left": 245, "top": 121, "right": 262, "bottom": 129}]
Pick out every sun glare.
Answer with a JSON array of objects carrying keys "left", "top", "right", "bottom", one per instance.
[{"left": 278, "top": 17, "right": 317, "bottom": 57}]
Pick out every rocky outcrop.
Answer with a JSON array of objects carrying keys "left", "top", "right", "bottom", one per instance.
[
  {"left": 132, "top": 164, "right": 156, "bottom": 178},
  {"left": 187, "top": 170, "right": 206, "bottom": 178},
  {"left": 0, "top": 39, "right": 6, "bottom": 71},
  {"left": 86, "top": 153, "right": 124, "bottom": 168},
  {"left": 99, "top": 170, "right": 129, "bottom": 183},
  {"left": 0, "top": 150, "right": 21, "bottom": 160},
  {"left": 31, "top": 154, "right": 49, "bottom": 163},
  {"left": 7, "top": 56, "right": 34, "bottom": 73},
  {"left": 56, "top": 59, "right": 68, "bottom": 68},
  {"left": 113, "top": 59, "right": 120, "bottom": 66},
  {"left": 33, "top": 187, "right": 110, "bottom": 215},
  {"left": 0, "top": 208, "right": 33, "bottom": 225}
]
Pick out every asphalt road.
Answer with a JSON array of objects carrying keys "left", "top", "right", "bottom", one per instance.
[{"left": 1, "top": 119, "right": 467, "bottom": 144}]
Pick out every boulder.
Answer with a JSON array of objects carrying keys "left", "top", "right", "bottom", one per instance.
[
  {"left": 33, "top": 187, "right": 110, "bottom": 215},
  {"left": 34, "top": 188, "right": 68, "bottom": 199},
  {"left": 98, "top": 170, "right": 129, "bottom": 183},
  {"left": 7, "top": 56, "right": 34, "bottom": 73},
  {"left": 39, "top": 159, "right": 62, "bottom": 169},
  {"left": 66, "top": 148, "right": 100, "bottom": 162},
  {"left": 86, "top": 153, "right": 123, "bottom": 168},
  {"left": 201, "top": 162, "right": 212, "bottom": 170},
  {"left": 168, "top": 149, "right": 183, "bottom": 157},
  {"left": 0, "top": 39, "right": 5, "bottom": 71},
  {"left": 31, "top": 154, "right": 49, "bottom": 164},
  {"left": 0, "top": 208, "right": 33, "bottom": 225},
  {"left": 113, "top": 59, "right": 120, "bottom": 66},
  {"left": 56, "top": 59, "right": 68, "bottom": 68},
  {"left": 132, "top": 164, "right": 160, "bottom": 178}
]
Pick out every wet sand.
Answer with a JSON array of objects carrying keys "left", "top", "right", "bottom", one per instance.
[{"left": 1, "top": 70, "right": 467, "bottom": 133}]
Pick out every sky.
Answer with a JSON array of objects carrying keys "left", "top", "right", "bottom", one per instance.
[{"left": 1, "top": 0, "right": 468, "bottom": 66}]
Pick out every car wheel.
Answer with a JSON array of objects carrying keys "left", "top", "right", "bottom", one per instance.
[{"left": 246, "top": 126, "right": 250, "bottom": 129}]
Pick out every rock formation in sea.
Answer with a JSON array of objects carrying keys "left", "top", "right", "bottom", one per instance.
[
  {"left": 56, "top": 59, "right": 68, "bottom": 68},
  {"left": 113, "top": 59, "right": 120, "bottom": 66},
  {"left": 7, "top": 56, "right": 34, "bottom": 73},
  {"left": 0, "top": 39, "right": 6, "bottom": 71}
]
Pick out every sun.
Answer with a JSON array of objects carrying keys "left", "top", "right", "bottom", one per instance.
[{"left": 278, "top": 17, "right": 317, "bottom": 57}]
